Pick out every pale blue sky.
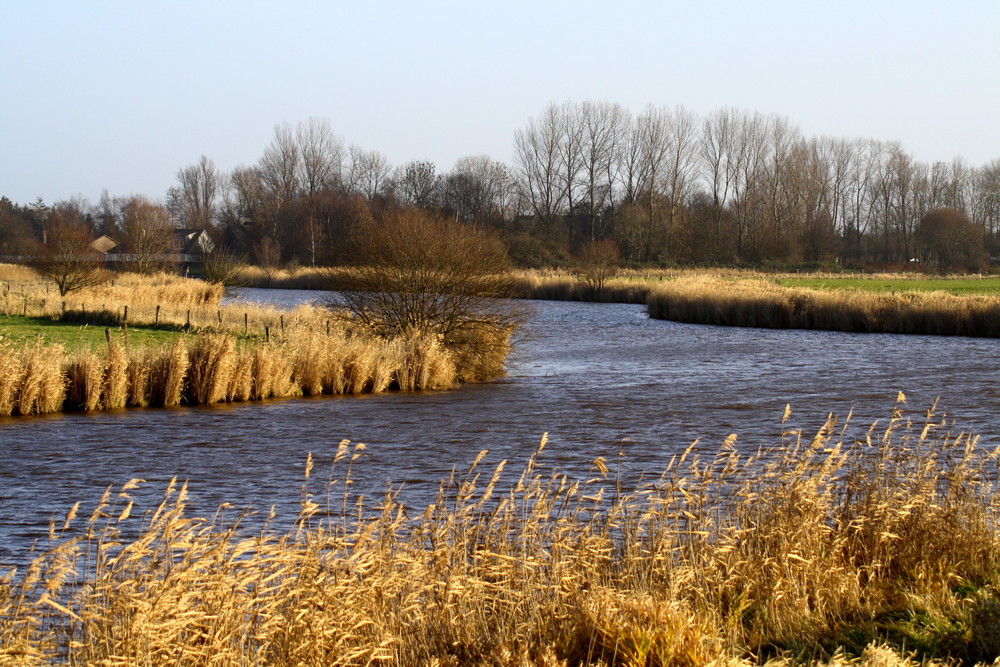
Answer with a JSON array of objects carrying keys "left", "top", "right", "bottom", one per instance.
[{"left": 2, "top": 0, "right": 998, "bottom": 205}]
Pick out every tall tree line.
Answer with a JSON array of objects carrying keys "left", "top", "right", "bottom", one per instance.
[
  {"left": 4, "top": 106, "right": 1000, "bottom": 271},
  {"left": 513, "top": 102, "right": 1000, "bottom": 269}
]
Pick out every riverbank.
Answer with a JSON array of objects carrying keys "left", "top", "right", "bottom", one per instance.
[
  {"left": 232, "top": 264, "right": 1000, "bottom": 297},
  {"left": 230, "top": 265, "right": 1000, "bottom": 337},
  {"left": 4, "top": 408, "right": 998, "bottom": 666},
  {"left": 0, "top": 327, "right": 461, "bottom": 416},
  {"left": 647, "top": 276, "right": 1000, "bottom": 337},
  {"left": 0, "top": 266, "right": 510, "bottom": 417}
]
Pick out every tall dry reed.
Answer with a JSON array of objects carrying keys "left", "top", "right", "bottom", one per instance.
[
  {"left": 5, "top": 406, "right": 1000, "bottom": 665},
  {"left": 647, "top": 277, "right": 1000, "bottom": 336},
  {"left": 148, "top": 338, "right": 189, "bottom": 407},
  {"left": 0, "top": 339, "right": 68, "bottom": 416},
  {"left": 0, "top": 326, "right": 466, "bottom": 418}
]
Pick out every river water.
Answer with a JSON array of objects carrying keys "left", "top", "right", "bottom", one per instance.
[{"left": 2, "top": 288, "right": 999, "bottom": 564}]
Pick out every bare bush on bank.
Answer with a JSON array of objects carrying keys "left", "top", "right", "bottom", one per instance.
[
  {"left": 4, "top": 407, "right": 1000, "bottom": 665},
  {"left": 333, "top": 209, "right": 522, "bottom": 382}
]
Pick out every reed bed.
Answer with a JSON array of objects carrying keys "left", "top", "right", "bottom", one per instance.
[
  {"left": 648, "top": 276, "right": 1000, "bottom": 337},
  {"left": 506, "top": 270, "right": 654, "bottom": 304},
  {"left": 3, "top": 407, "right": 1000, "bottom": 665},
  {"left": 0, "top": 263, "right": 322, "bottom": 339},
  {"left": 0, "top": 327, "right": 461, "bottom": 417},
  {"left": 0, "top": 265, "right": 222, "bottom": 311},
  {"left": 235, "top": 264, "right": 340, "bottom": 290}
]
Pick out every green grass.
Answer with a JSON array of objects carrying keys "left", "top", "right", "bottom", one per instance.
[
  {"left": 0, "top": 314, "right": 184, "bottom": 351},
  {"left": 777, "top": 276, "right": 1000, "bottom": 295}
]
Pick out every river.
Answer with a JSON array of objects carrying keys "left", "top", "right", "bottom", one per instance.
[{"left": 2, "top": 288, "right": 999, "bottom": 564}]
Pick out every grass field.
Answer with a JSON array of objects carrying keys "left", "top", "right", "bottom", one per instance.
[
  {"left": 0, "top": 315, "right": 183, "bottom": 351},
  {"left": 777, "top": 276, "right": 1000, "bottom": 294}
]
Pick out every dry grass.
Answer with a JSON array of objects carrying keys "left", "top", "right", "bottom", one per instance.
[
  {"left": 0, "top": 339, "right": 67, "bottom": 416},
  {"left": 234, "top": 264, "right": 336, "bottom": 290},
  {"left": 4, "top": 405, "right": 1000, "bottom": 665},
  {"left": 648, "top": 276, "right": 1000, "bottom": 336},
  {"left": 506, "top": 269, "right": 656, "bottom": 304},
  {"left": 0, "top": 327, "right": 464, "bottom": 417}
]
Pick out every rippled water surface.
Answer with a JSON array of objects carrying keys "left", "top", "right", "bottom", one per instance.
[{"left": 3, "top": 288, "right": 1000, "bottom": 563}]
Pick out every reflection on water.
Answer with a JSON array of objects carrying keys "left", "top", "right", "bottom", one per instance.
[{"left": 2, "top": 288, "right": 999, "bottom": 564}]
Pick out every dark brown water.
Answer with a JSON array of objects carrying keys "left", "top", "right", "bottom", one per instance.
[{"left": 2, "top": 288, "right": 999, "bottom": 564}]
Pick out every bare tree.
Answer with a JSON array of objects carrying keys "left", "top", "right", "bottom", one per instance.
[
  {"left": 202, "top": 247, "right": 248, "bottom": 286},
  {"left": 575, "top": 238, "right": 620, "bottom": 297},
  {"left": 392, "top": 160, "right": 440, "bottom": 209},
  {"left": 296, "top": 117, "right": 344, "bottom": 196},
  {"left": 514, "top": 103, "right": 570, "bottom": 228},
  {"left": 33, "top": 207, "right": 109, "bottom": 296},
  {"left": 916, "top": 207, "right": 987, "bottom": 271},
  {"left": 254, "top": 236, "right": 283, "bottom": 280},
  {"left": 443, "top": 155, "right": 515, "bottom": 224},
  {"left": 557, "top": 102, "right": 585, "bottom": 232},
  {"left": 660, "top": 106, "right": 699, "bottom": 259},
  {"left": 167, "top": 155, "right": 219, "bottom": 230},
  {"left": 345, "top": 146, "right": 392, "bottom": 198},
  {"left": 259, "top": 123, "right": 300, "bottom": 207},
  {"left": 118, "top": 195, "right": 176, "bottom": 274},
  {"left": 578, "top": 101, "right": 627, "bottom": 240},
  {"left": 631, "top": 105, "right": 673, "bottom": 261},
  {"left": 970, "top": 159, "right": 1000, "bottom": 249}
]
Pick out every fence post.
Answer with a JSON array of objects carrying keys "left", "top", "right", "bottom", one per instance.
[
  {"left": 155, "top": 304, "right": 160, "bottom": 326},
  {"left": 265, "top": 326, "right": 270, "bottom": 343},
  {"left": 244, "top": 313, "right": 248, "bottom": 335}
]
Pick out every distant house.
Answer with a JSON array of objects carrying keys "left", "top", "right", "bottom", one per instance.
[
  {"left": 98, "top": 229, "right": 216, "bottom": 274},
  {"left": 89, "top": 235, "right": 118, "bottom": 254},
  {"left": 173, "top": 228, "right": 215, "bottom": 274},
  {"left": 173, "top": 228, "right": 215, "bottom": 257}
]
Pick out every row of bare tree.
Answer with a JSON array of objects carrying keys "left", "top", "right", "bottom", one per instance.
[
  {"left": 513, "top": 102, "right": 1000, "bottom": 268},
  {"left": 4, "top": 104, "right": 999, "bottom": 272}
]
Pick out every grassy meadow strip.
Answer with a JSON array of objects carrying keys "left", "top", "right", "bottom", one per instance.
[
  {"left": 3, "top": 407, "right": 1000, "bottom": 665},
  {"left": 778, "top": 275, "right": 1000, "bottom": 295},
  {"left": 0, "top": 314, "right": 184, "bottom": 350},
  {"left": 648, "top": 276, "right": 1000, "bottom": 337}
]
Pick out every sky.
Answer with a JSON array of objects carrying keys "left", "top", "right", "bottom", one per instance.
[{"left": 2, "top": 0, "right": 999, "bottom": 206}]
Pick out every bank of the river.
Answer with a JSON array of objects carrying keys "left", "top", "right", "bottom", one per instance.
[
  {"left": 232, "top": 265, "right": 1000, "bottom": 337},
  {"left": 0, "top": 267, "right": 496, "bottom": 417},
  {"left": 5, "top": 290, "right": 1000, "bottom": 664},
  {"left": 647, "top": 276, "right": 1000, "bottom": 337},
  {"left": 3, "top": 413, "right": 999, "bottom": 666},
  {"left": 235, "top": 264, "right": 1000, "bottom": 295}
]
